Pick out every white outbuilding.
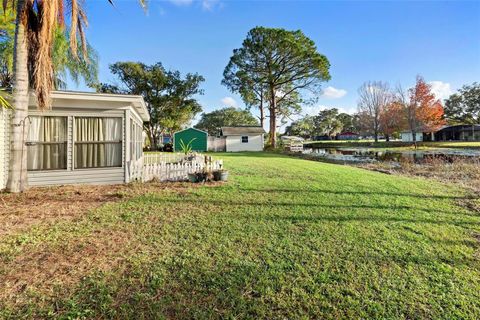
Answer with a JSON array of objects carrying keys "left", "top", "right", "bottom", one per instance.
[
  {"left": 400, "top": 131, "right": 424, "bottom": 142},
  {"left": 220, "top": 126, "right": 265, "bottom": 152}
]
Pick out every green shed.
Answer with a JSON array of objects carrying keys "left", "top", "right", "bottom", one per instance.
[{"left": 173, "top": 128, "right": 208, "bottom": 152}]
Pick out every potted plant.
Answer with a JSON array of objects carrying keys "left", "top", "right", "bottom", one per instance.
[
  {"left": 187, "top": 172, "right": 198, "bottom": 183},
  {"left": 179, "top": 138, "right": 197, "bottom": 159},
  {"left": 188, "top": 169, "right": 213, "bottom": 183},
  {"left": 213, "top": 169, "right": 229, "bottom": 181}
]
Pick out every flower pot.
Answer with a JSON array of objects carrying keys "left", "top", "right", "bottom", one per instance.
[
  {"left": 213, "top": 170, "right": 229, "bottom": 181},
  {"left": 187, "top": 173, "right": 198, "bottom": 183}
]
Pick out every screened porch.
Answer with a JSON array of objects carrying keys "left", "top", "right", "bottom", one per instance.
[{"left": 24, "top": 91, "right": 149, "bottom": 186}]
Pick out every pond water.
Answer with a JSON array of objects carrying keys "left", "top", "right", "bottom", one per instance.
[{"left": 302, "top": 147, "right": 480, "bottom": 164}]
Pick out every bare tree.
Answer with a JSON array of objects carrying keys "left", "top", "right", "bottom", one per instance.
[
  {"left": 357, "top": 81, "right": 392, "bottom": 142},
  {"left": 395, "top": 84, "right": 417, "bottom": 144}
]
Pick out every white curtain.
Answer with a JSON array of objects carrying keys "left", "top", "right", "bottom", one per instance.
[
  {"left": 75, "top": 117, "right": 122, "bottom": 168},
  {"left": 104, "top": 118, "right": 122, "bottom": 166},
  {"left": 27, "top": 116, "right": 67, "bottom": 170}
]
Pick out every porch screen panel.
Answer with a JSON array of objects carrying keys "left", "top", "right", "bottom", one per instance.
[
  {"left": 75, "top": 117, "right": 122, "bottom": 168},
  {"left": 130, "top": 122, "right": 143, "bottom": 161},
  {"left": 27, "top": 116, "right": 67, "bottom": 170},
  {"left": 137, "top": 125, "right": 142, "bottom": 158}
]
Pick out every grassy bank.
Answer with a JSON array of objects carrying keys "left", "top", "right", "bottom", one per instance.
[
  {"left": 304, "top": 140, "right": 480, "bottom": 150},
  {"left": 1, "top": 153, "right": 479, "bottom": 318}
]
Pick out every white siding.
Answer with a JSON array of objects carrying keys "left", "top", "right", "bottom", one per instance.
[
  {"left": 207, "top": 136, "right": 226, "bottom": 152},
  {"left": 401, "top": 132, "right": 423, "bottom": 142},
  {"left": 0, "top": 108, "right": 10, "bottom": 190},
  {"left": 28, "top": 168, "right": 125, "bottom": 186},
  {"left": 1, "top": 92, "right": 148, "bottom": 188},
  {"left": 225, "top": 134, "right": 264, "bottom": 152}
]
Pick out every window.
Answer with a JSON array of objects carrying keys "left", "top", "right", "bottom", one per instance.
[
  {"left": 241, "top": 136, "right": 249, "bottom": 143},
  {"left": 27, "top": 116, "right": 67, "bottom": 170},
  {"left": 130, "top": 121, "right": 143, "bottom": 161},
  {"left": 75, "top": 117, "right": 122, "bottom": 169}
]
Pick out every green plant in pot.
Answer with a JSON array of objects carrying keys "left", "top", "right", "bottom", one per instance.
[{"left": 179, "top": 138, "right": 196, "bottom": 155}]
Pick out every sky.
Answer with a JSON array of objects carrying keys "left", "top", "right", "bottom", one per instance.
[{"left": 74, "top": 0, "right": 480, "bottom": 125}]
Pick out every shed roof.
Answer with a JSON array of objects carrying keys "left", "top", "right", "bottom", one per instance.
[
  {"left": 221, "top": 126, "right": 266, "bottom": 135},
  {"left": 174, "top": 127, "right": 208, "bottom": 135}
]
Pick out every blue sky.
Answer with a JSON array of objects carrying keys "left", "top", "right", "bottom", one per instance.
[{"left": 77, "top": 0, "right": 480, "bottom": 123}]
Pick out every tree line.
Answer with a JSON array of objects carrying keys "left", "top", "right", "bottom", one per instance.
[{"left": 285, "top": 78, "right": 479, "bottom": 143}]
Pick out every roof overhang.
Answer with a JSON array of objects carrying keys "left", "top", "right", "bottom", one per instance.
[
  {"left": 221, "top": 126, "right": 266, "bottom": 135},
  {"left": 29, "top": 90, "right": 150, "bottom": 122},
  {"left": 174, "top": 127, "right": 208, "bottom": 135}
]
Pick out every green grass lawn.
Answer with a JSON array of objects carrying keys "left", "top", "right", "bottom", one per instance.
[{"left": 1, "top": 153, "right": 480, "bottom": 318}]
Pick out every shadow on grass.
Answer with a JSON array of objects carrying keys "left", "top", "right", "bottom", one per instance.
[
  {"left": 147, "top": 196, "right": 477, "bottom": 222},
  {"left": 237, "top": 188, "right": 476, "bottom": 200},
  {"left": 249, "top": 212, "right": 477, "bottom": 227}
]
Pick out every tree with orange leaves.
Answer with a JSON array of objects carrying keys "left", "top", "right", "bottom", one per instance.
[
  {"left": 380, "top": 101, "right": 405, "bottom": 141},
  {"left": 395, "top": 76, "right": 446, "bottom": 145},
  {"left": 417, "top": 100, "right": 446, "bottom": 133}
]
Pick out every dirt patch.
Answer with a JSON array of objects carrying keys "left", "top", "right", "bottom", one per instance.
[
  {"left": 0, "top": 228, "right": 132, "bottom": 304},
  {"left": 0, "top": 182, "right": 196, "bottom": 238},
  {"left": 0, "top": 184, "right": 127, "bottom": 238},
  {"left": 0, "top": 181, "right": 207, "bottom": 308}
]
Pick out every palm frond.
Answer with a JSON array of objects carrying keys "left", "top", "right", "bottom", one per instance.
[
  {"left": 33, "top": 0, "right": 61, "bottom": 109},
  {"left": 107, "top": 0, "right": 148, "bottom": 12},
  {"left": 0, "top": 89, "right": 11, "bottom": 109},
  {"left": 5, "top": 0, "right": 147, "bottom": 110}
]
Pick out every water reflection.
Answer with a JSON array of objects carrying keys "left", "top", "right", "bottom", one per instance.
[{"left": 303, "top": 147, "right": 480, "bottom": 164}]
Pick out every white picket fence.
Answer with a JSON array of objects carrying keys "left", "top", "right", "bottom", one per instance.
[
  {"left": 143, "top": 152, "right": 190, "bottom": 164},
  {"left": 128, "top": 153, "right": 223, "bottom": 182}
]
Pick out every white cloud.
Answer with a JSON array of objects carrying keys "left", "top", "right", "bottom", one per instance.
[
  {"left": 221, "top": 97, "right": 238, "bottom": 108},
  {"left": 321, "top": 86, "right": 347, "bottom": 99},
  {"left": 158, "top": 7, "right": 166, "bottom": 16},
  {"left": 168, "top": 0, "right": 221, "bottom": 10},
  {"left": 429, "top": 81, "right": 452, "bottom": 100},
  {"left": 168, "top": 0, "right": 193, "bottom": 6},
  {"left": 300, "top": 105, "right": 356, "bottom": 117},
  {"left": 202, "top": 0, "right": 220, "bottom": 10}
]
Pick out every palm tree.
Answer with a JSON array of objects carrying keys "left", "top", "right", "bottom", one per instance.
[
  {"left": 5, "top": 0, "right": 147, "bottom": 192},
  {"left": 1, "top": 6, "right": 99, "bottom": 89}
]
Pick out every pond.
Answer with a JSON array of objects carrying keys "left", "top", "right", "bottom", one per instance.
[{"left": 302, "top": 147, "right": 480, "bottom": 164}]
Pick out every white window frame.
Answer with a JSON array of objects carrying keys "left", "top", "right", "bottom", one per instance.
[
  {"left": 26, "top": 116, "right": 68, "bottom": 171},
  {"left": 73, "top": 116, "right": 124, "bottom": 170}
]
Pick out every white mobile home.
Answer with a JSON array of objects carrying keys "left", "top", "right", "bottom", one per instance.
[
  {"left": 0, "top": 91, "right": 149, "bottom": 189},
  {"left": 220, "top": 126, "right": 265, "bottom": 152}
]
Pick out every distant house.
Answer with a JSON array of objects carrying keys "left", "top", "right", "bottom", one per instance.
[
  {"left": 173, "top": 128, "right": 208, "bottom": 152},
  {"left": 337, "top": 131, "right": 360, "bottom": 140},
  {"left": 434, "top": 124, "right": 480, "bottom": 141},
  {"left": 0, "top": 91, "right": 150, "bottom": 189},
  {"left": 160, "top": 134, "right": 172, "bottom": 144},
  {"left": 401, "top": 124, "right": 480, "bottom": 142},
  {"left": 220, "top": 126, "right": 265, "bottom": 152}
]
